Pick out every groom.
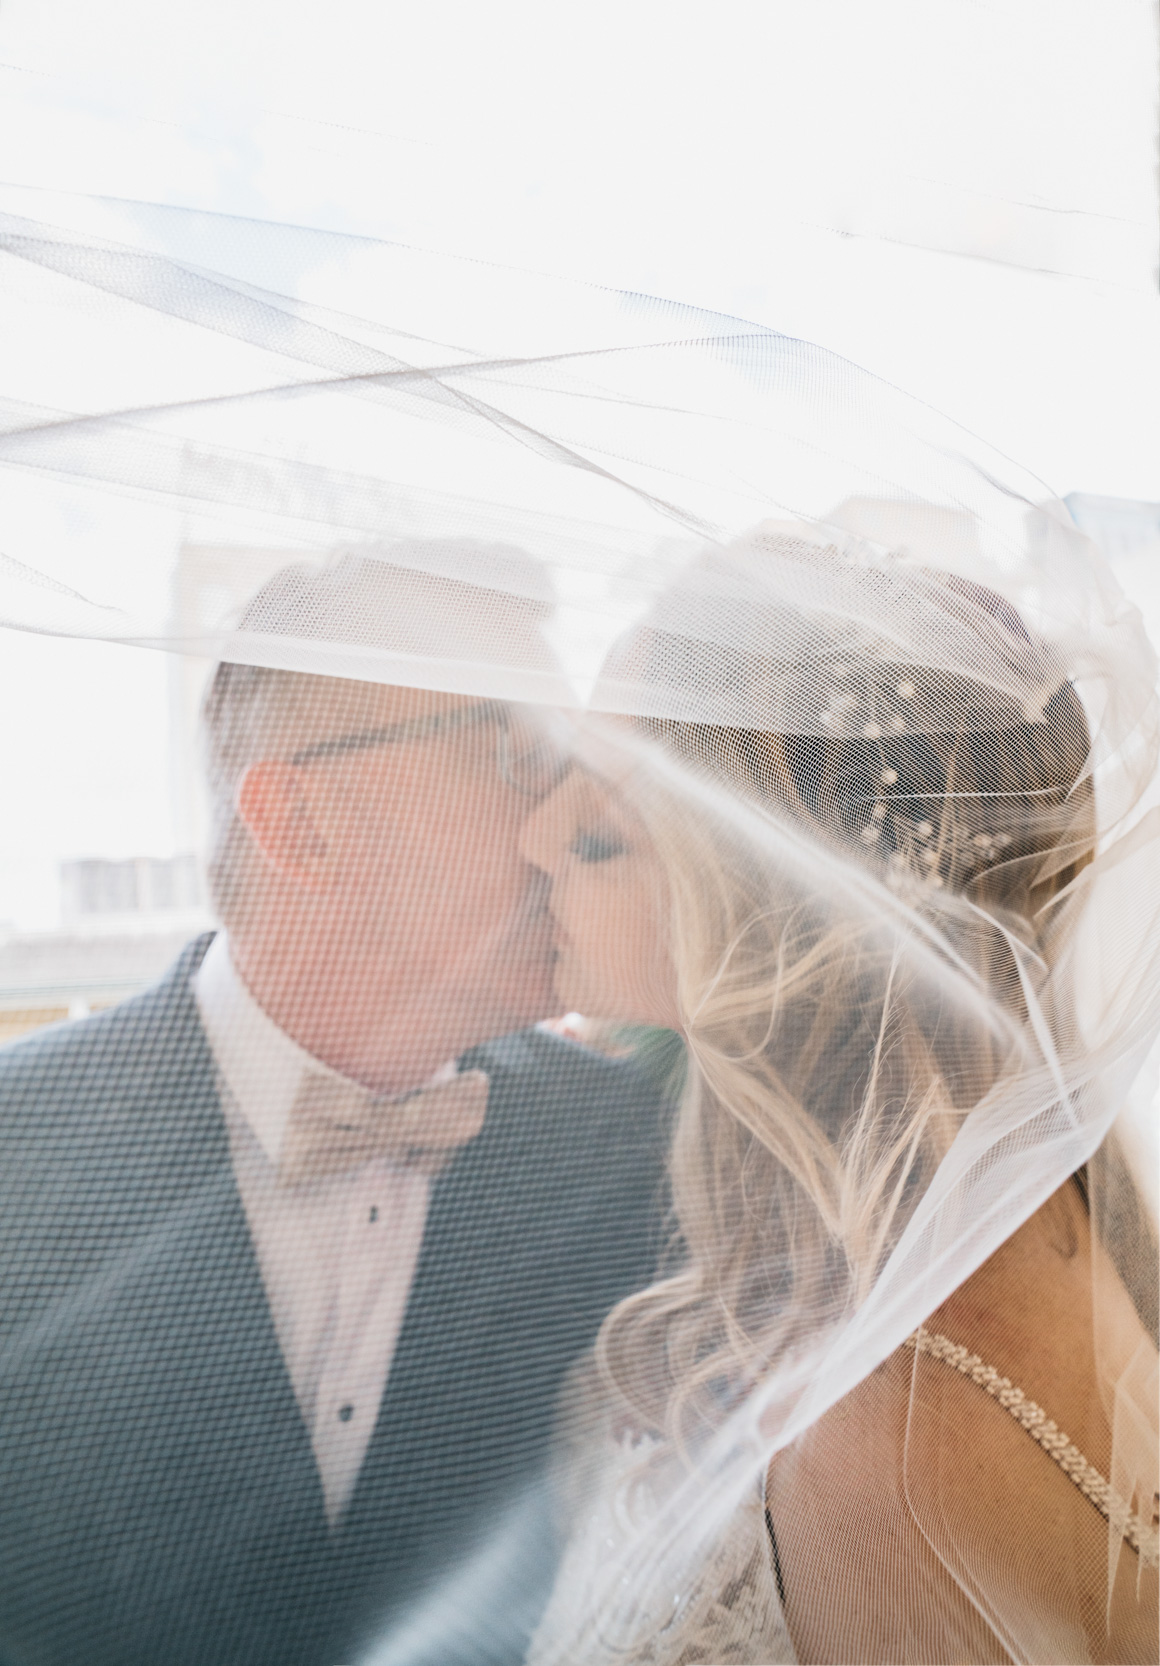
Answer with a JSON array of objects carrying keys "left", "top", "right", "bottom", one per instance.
[{"left": 0, "top": 552, "right": 670, "bottom": 1666}]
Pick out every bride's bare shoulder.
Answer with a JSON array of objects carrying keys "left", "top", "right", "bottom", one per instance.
[
  {"left": 767, "top": 1182, "right": 1159, "bottom": 1663},
  {"left": 931, "top": 1180, "right": 1100, "bottom": 1435}
]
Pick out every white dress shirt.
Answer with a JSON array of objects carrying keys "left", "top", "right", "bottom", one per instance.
[{"left": 193, "top": 931, "right": 433, "bottom": 1525}]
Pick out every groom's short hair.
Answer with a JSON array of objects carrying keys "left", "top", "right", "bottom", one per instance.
[{"left": 201, "top": 544, "right": 555, "bottom": 922}]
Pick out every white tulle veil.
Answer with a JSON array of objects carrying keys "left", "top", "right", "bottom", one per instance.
[{"left": 1, "top": 193, "right": 1157, "bottom": 1663}]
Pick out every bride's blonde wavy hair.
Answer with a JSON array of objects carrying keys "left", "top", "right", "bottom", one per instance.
[{"left": 594, "top": 577, "right": 1095, "bottom": 1453}]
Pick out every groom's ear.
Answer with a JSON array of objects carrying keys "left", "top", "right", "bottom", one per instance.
[{"left": 237, "top": 761, "right": 335, "bottom": 892}]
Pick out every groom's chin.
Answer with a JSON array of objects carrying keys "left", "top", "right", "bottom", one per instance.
[
  {"left": 433, "top": 959, "right": 562, "bottom": 1055},
  {"left": 485, "top": 918, "right": 562, "bottom": 1029},
  {"left": 487, "top": 965, "right": 566, "bottom": 1038}
]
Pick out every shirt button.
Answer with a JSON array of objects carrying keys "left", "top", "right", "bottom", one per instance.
[
  {"left": 338, "top": 1404, "right": 355, "bottom": 1423},
  {"left": 368, "top": 1206, "right": 379, "bottom": 1223}
]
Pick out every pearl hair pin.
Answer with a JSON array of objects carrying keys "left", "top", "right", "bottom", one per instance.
[{"left": 816, "top": 665, "right": 1017, "bottom": 891}]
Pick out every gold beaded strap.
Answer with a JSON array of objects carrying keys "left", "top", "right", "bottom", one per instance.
[{"left": 904, "top": 1326, "right": 1159, "bottom": 1569}]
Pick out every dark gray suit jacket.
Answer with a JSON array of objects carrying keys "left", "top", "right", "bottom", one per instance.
[{"left": 0, "top": 935, "right": 670, "bottom": 1666}]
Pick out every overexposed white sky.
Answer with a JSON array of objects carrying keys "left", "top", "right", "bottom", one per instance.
[
  {"left": 2, "top": 0, "right": 1157, "bottom": 490},
  {"left": 1, "top": 0, "right": 1158, "bottom": 928}
]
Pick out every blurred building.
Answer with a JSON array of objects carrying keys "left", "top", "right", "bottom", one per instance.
[
  {"left": 1065, "top": 495, "right": 1160, "bottom": 649},
  {"left": 60, "top": 854, "right": 202, "bottom": 922},
  {"left": 1, "top": 544, "right": 308, "bottom": 1049},
  {"left": 0, "top": 853, "right": 210, "bottom": 1046},
  {"left": 1065, "top": 495, "right": 1160, "bottom": 562},
  {"left": 0, "top": 926, "right": 200, "bottom": 1045}
]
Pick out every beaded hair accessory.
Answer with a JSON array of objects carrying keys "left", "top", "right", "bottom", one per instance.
[{"left": 811, "top": 655, "right": 1063, "bottom": 896}]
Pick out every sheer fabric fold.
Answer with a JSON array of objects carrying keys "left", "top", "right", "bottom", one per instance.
[{"left": 0, "top": 195, "right": 1156, "bottom": 1664}]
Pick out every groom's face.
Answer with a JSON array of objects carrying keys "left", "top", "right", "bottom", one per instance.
[{"left": 237, "top": 682, "right": 561, "bottom": 1085}]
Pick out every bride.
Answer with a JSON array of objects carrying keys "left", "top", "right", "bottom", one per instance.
[{"left": 520, "top": 528, "right": 1160, "bottom": 1665}]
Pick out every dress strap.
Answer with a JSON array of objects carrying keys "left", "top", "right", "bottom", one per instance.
[{"left": 904, "top": 1327, "right": 1159, "bottom": 1568}]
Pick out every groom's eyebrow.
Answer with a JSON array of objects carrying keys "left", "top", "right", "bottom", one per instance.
[{"left": 289, "top": 700, "right": 503, "bottom": 766}]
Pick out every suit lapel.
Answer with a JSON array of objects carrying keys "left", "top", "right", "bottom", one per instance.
[{"left": 130, "top": 949, "right": 332, "bottom": 1575}]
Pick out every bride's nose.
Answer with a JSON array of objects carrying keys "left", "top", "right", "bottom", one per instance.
[
  {"left": 518, "top": 786, "right": 567, "bottom": 876},
  {"left": 518, "top": 772, "right": 588, "bottom": 875}
]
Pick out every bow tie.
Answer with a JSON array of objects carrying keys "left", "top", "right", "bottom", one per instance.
[{"left": 277, "top": 1067, "right": 489, "bottom": 1187}]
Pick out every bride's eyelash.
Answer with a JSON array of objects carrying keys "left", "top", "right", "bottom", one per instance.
[{"left": 569, "top": 828, "right": 627, "bottom": 863}]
